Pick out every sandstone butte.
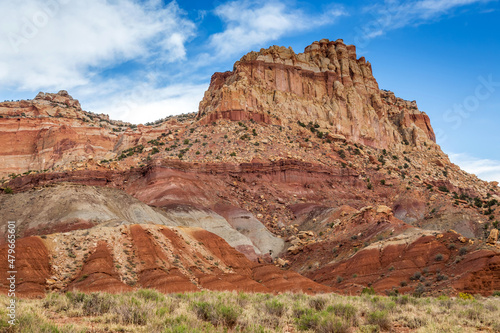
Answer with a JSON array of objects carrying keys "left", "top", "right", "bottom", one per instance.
[{"left": 0, "top": 39, "right": 499, "bottom": 298}]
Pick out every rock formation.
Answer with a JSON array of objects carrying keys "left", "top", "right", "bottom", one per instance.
[
  {"left": 198, "top": 39, "right": 435, "bottom": 149},
  {"left": 0, "top": 39, "right": 499, "bottom": 298},
  {"left": 0, "top": 91, "right": 184, "bottom": 177},
  {"left": 0, "top": 224, "right": 328, "bottom": 297},
  {"left": 488, "top": 229, "right": 499, "bottom": 245}
]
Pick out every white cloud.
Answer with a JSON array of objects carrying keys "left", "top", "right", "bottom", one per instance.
[
  {"left": 358, "top": 0, "right": 495, "bottom": 41},
  {"left": 79, "top": 81, "right": 208, "bottom": 124},
  {"left": 0, "top": 0, "right": 195, "bottom": 91},
  {"left": 416, "top": 0, "right": 488, "bottom": 14},
  {"left": 209, "top": 0, "right": 346, "bottom": 59},
  {"left": 0, "top": 0, "right": 348, "bottom": 123},
  {"left": 449, "top": 153, "right": 500, "bottom": 183}
]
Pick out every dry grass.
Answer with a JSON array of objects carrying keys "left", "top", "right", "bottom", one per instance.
[{"left": 0, "top": 291, "right": 499, "bottom": 332}]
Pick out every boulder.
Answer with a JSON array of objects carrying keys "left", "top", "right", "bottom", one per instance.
[{"left": 487, "top": 229, "right": 499, "bottom": 245}]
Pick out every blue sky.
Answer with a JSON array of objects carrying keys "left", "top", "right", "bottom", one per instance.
[{"left": 0, "top": 0, "right": 499, "bottom": 182}]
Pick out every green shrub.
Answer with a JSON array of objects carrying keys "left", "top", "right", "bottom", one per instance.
[
  {"left": 295, "top": 309, "right": 319, "bottom": 330},
  {"left": 309, "top": 297, "right": 327, "bottom": 311},
  {"left": 192, "top": 301, "right": 212, "bottom": 322},
  {"left": 367, "top": 310, "right": 391, "bottom": 330},
  {"left": 17, "top": 311, "right": 77, "bottom": 332},
  {"left": 394, "top": 295, "right": 410, "bottom": 305},
  {"left": 295, "top": 309, "right": 349, "bottom": 333},
  {"left": 410, "top": 271, "right": 421, "bottom": 281},
  {"left": 83, "top": 293, "right": 115, "bottom": 316},
  {"left": 193, "top": 301, "right": 241, "bottom": 328},
  {"left": 436, "top": 274, "right": 448, "bottom": 281},
  {"left": 317, "top": 318, "right": 350, "bottom": 333},
  {"left": 43, "top": 292, "right": 71, "bottom": 312},
  {"left": 113, "top": 297, "right": 153, "bottom": 325},
  {"left": 136, "top": 289, "right": 165, "bottom": 302},
  {"left": 265, "top": 299, "right": 285, "bottom": 317},
  {"left": 361, "top": 287, "right": 376, "bottom": 296},
  {"left": 474, "top": 197, "right": 484, "bottom": 208},
  {"left": 216, "top": 304, "right": 240, "bottom": 328},
  {"left": 438, "top": 186, "right": 449, "bottom": 193},
  {"left": 413, "top": 284, "right": 426, "bottom": 297},
  {"left": 328, "top": 303, "right": 358, "bottom": 325}
]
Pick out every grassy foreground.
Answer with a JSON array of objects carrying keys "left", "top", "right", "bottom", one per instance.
[{"left": 0, "top": 290, "right": 499, "bottom": 332}]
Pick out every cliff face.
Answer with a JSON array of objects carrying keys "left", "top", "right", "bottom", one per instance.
[
  {"left": 198, "top": 39, "right": 435, "bottom": 149},
  {"left": 0, "top": 91, "right": 178, "bottom": 177}
]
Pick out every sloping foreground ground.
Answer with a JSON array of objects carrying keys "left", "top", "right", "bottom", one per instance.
[{"left": 0, "top": 224, "right": 329, "bottom": 298}]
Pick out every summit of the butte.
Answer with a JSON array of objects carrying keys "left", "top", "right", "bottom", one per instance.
[
  {"left": 1, "top": 39, "right": 499, "bottom": 298},
  {"left": 198, "top": 38, "right": 435, "bottom": 150}
]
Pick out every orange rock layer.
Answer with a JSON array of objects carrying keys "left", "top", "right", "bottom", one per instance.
[
  {"left": 198, "top": 39, "right": 435, "bottom": 149},
  {"left": 0, "top": 225, "right": 330, "bottom": 298}
]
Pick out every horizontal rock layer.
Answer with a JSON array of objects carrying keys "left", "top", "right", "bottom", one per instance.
[{"left": 198, "top": 39, "right": 435, "bottom": 149}]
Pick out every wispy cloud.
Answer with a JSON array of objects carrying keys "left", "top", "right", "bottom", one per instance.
[
  {"left": 449, "top": 153, "right": 500, "bottom": 183},
  {"left": 209, "top": 0, "right": 346, "bottom": 59},
  {"left": 0, "top": 0, "right": 195, "bottom": 91},
  {"left": 357, "top": 0, "right": 496, "bottom": 42}
]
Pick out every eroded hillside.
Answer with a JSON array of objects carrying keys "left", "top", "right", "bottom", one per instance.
[{"left": 1, "top": 39, "right": 499, "bottom": 297}]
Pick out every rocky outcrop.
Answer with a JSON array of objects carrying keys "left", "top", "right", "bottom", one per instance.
[
  {"left": 487, "top": 229, "right": 499, "bottom": 245},
  {"left": 0, "top": 91, "right": 185, "bottom": 178},
  {"left": 0, "top": 224, "right": 330, "bottom": 297},
  {"left": 34, "top": 90, "right": 82, "bottom": 110},
  {"left": 66, "top": 241, "right": 132, "bottom": 293},
  {"left": 198, "top": 39, "right": 435, "bottom": 149},
  {"left": 301, "top": 231, "right": 500, "bottom": 296},
  {"left": 0, "top": 237, "right": 50, "bottom": 297}
]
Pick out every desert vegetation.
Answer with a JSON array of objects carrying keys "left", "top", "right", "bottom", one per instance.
[{"left": 0, "top": 290, "right": 499, "bottom": 332}]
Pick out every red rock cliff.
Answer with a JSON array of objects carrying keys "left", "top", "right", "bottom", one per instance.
[
  {"left": 0, "top": 91, "right": 178, "bottom": 177},
  {"left": 197, "top": 39, "right": 435, "bottom": 149}
]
